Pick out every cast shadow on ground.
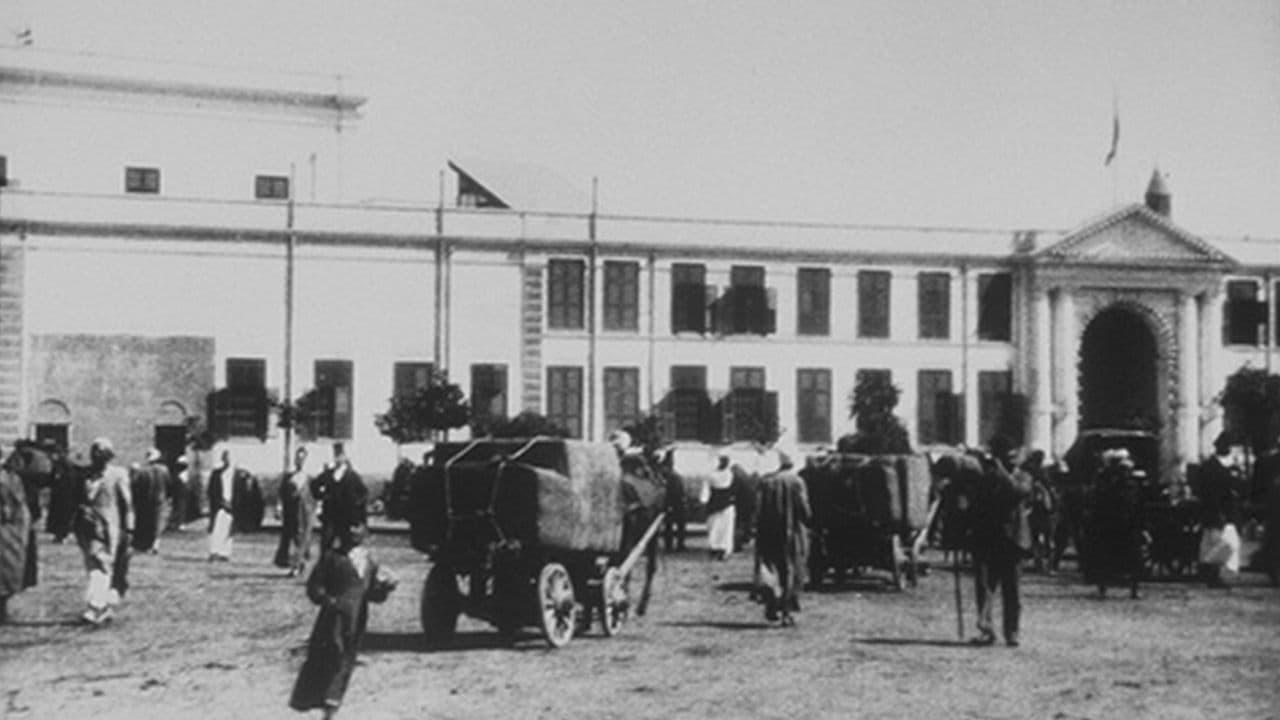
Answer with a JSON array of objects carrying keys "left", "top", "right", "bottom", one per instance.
[
  {"left": 853, "top": 637, "right": 975, "bottom": 649},
  {"left": 362, "top": 630, "right": 546, "bottom": 654},
  {"left": 660, "top": 620, "right": 775, "bottom": 631}
]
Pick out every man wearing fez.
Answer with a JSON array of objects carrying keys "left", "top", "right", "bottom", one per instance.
[{"left": 311, "top": 443, "right": 368, "bottom": 552}]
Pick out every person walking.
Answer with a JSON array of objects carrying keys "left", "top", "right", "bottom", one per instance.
[
  {"left": 74, "top": 438, "right": 132, "bottom": 626},
  {"left": 752, "top": 458, "right": 811, "bottom": 626},
  {"left": 0, "top": 450, "right": 32, "bottom": 625},
  {"left": 700, "top": 455, "right": 736, "bottom": 561},
  {"left": 207, "top": 449, "right": 260, "bottom": 562},
  {"left": 130, "top": 448, "right": 171, "bottom": 554},
  {"left": 310, "top": 443, "right": 367, "bottom": 553},
  {"left": 275, "top": 446, "right": 317, "bottom": 577},
  {"left": 289, "top": 523, "right": 396, "bottom": 718},
  {"left": 967, "top": 437, "right": 1032, "bottom": 648},
  {"left": 1197, "top": 433, "right": 1244, "bottom": 589}
]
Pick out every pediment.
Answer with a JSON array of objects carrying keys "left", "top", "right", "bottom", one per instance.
[{"left": 1036, "top": 205, "right": 1234, "bottom": 266}]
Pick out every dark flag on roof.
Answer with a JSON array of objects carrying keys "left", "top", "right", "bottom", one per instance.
[{"left": 1104, "top": 99, "right": 1119, "bottom": 167}]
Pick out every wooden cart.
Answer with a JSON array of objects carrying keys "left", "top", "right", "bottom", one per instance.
[{"left": 408, "top": 438, "right": 665, "bottom": 648}]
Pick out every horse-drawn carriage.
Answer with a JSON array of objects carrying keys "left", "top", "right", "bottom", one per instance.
[
  {"left": 406, "top": 438, "right": 665, "bottom": 648},
  {"left": 799, "top": 452, "right": 933, "bottom": 590},
  {"left": 1063, "top": 429, "right": 1202, "bottom": 584}
]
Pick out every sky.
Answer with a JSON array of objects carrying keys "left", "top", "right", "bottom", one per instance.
[{"left": 6, "top": 0, "right": 1280, "bottom": 238}]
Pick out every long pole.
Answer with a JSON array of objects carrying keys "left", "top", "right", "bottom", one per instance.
[
  {"left": 953, "top": 550, "right": 965, "bottom": 640},
  {"left": 283, "top": 164, "right": 296, "bottom": 475}
]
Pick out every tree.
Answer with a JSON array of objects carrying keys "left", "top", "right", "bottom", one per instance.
[
  {"left": 837, "top": 373, "right": 912, "bottom": 454},
  {"left": 276, "top": 387, "right": 327, "bottom": 442},
  {"left": 1218, "top": 367, "right": 1280, "bottom": 459},
  {"left": 374, "top": 370, "right": 470, "bottom": 444}
]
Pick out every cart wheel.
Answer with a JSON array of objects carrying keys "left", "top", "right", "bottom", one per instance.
[
  {"left": 537, "top": 562, "right": 578, "bottom": 648},
  {"left": 421, "top": 563, "right": 460, "bottom": 644},
  {"left": 600, "top": 567, "right": 629, "bottom": 637}
]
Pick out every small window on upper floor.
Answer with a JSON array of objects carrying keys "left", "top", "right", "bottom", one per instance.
[
  {"left": 1223, "top": 279, "right": 1266, "bottom": 347},
  {"left": 977, "top": 272, "right": 1012, "bottom": 342},
  {"left": 125, "top": 166, "right": 160, "bottom": 194},
  {"left": 0, "top": 155, "right": 8, "bottom": 187},
  {"left": 255, "top": 175, "right": 290, "bottom": 200}
]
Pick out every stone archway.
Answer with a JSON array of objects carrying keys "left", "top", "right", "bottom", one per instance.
[{"left": 1079, "top": 304, "right": 1162, "bottom": 432}]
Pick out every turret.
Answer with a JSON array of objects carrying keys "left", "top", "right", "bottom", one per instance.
[{"left": 1144, "top": 169, "right": 1171, "bottom": 218}]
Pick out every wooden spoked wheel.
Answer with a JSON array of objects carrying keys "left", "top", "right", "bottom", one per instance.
[
  {"left": 600, "top": 566, "right": 629, "bottom": 636},
  {"left": 537, "top": 562, "right": 578, "bottom": 648}
]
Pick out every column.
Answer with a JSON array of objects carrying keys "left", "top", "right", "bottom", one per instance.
[
  {"left": 1178, "top": 291, "right": 1199, "bottom": 465},
  {"left": 1199, "top": 290, "right": 1224, "bottom": 456},
  {"left": 1052, "top": 289, "right": 1077, "bottom": 457},
  {"left": 1030, "top": 288, "right": 1053, "bottom": 452}
]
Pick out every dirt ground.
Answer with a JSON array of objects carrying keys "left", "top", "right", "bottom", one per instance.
[{"left": 1, "top": 524, "right": 1277, "bottom": 720}]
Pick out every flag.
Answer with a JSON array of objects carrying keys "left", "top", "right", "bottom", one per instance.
[{"left": 1103, "top": 99, "right": 1119, "bottom": 166}]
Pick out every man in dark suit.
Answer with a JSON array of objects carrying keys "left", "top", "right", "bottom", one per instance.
[
  {"left": 206, "top": 450, "right": 261, "bottom": 561},
  {"left": 1197, "top": 433, "right": 1244, "bottom": 588},
  {"left": 310, "top": 443, "right": 368, "bottom": 552},
  {"left": 967, "top": 436, "right": 1033, "bottom": 648}
]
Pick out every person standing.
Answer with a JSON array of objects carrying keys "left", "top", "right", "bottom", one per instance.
[
  {"left": 275, "top": 446, "right": 317, "bottom": 577},
  {"left": 207, "top": 449, "right": 259, "bottom": 562},
  {"left": 74, "top": 438, "right": 132, "bottom": 626},
  {"left": 166, "top": 457, "right": 191, "bottom": 532},
  {"left": 310, "top": 443, "right": 368, "bottom": 553},
  {"left": 289, "top": 524, "right": 396, "bottom": 718},
  {"left": 659, "top": 449, "right": 687, "bottom": 552},
  {"left": 700, "top": 455, "right": 736, "bottom": 561},
  {"left": 131, "top": 448, "right": 171, "bottom": 554},
  {"left": 752, "top": 459, "right": 811, "bottom": 626},
  {"left": 0, "top": 451, "right": 32, "bottom": 624},
  {"left": 1197, "top": 433, "right": 1244, "bottom": 589},
  {"left": 967, "top": 437, "right": 1032, "bottom": 647}
]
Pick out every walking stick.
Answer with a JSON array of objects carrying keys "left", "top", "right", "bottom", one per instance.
[{"left": 953, "top": 550, "right": 964, "bottom": 640}]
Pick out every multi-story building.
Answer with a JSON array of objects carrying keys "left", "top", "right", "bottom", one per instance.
[{"left": 2, "top": 49, "right": 1277, "bottom": 482}]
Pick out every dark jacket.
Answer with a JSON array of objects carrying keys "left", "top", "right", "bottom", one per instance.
[{"left": 310, "top": 464, "right": 368, "bottom": 549}]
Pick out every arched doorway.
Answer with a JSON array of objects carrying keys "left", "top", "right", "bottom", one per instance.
[{"left": 1079, "top": 305, "right": 1161, "bottom": 431}]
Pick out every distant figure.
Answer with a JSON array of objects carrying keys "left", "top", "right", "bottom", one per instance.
[
  {"left": 753, "top": 461, "right": 811, "bottom": 626},
  {"left": 700, "top": 455, "right": 736, "bottom": 561},
  {"left": 74, "top": 438, "right": 133, "bottom": 626},
  {"left": 207, "top": 450, "right": 262, "bottom": 561},
  {"left": 965, "top": 437, "right": 1032, "bottom": 647},
  {"left": 1198, "top": 433, "right": 1244, "bottom": 589},
  {"left": 166, "top": 457, "right": 191, "bottom": 532},
  {"left": 0, "top": 451, "right": 33, "bottom": 624},
  {"left": 289, "top": 524, "right": 396, "bottom": 719},
  {"left": 311, "top": 443, "right": 368, "bottom": 553},
  {"left": 131, "top": 448, "right": 171, "bottom": 554},
  {"left": 1256, "top": 439, "right": 1280, "bottom": 587},
  {"left": 275, "top": 446, "right": 317, "bottom": 577},
  {"left": 659, "top": 450, "right": 687, "bottom": 552},
  {"left": 1085, "top": 449, "right": 1146, "bottom": 599},
  {"left": 44, "top": 442, "right": 76, "bottom": 543}
]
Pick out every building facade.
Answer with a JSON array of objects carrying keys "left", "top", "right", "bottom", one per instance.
[{"left": 2, "top": 50, "right": 1278, "bottom": 480}]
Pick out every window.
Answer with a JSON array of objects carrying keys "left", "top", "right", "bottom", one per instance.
[
  {"left": 213, "top": 358, "right": 268, "bottom": 438},
  {"left": 1275, "top": 281, "right": 1280, "bottom": 346},
  {"left": 669, "top": 365, "right": 709, "bottom": 441},
  {"left": 603, "top": 367, "right": 640, "bottom": 433},
  {"left": 0, "top": 155, "right": 7, "bottom": 187},
  {"left": 393, "top": 362, "right": 433, "bottom": 400},
  {"left": 34, "top": 423, "right": 69, "bottom": 450},
  {"left": 724, "top": 367, "right": 774, "bottom": 442},
  {"left": 603, "top": 261, "right": 640, "bottom": 331},
  {"left": 721, "top": 265, "right": 775, "bottom": 335},
  {"left": 918, "top": 272, "right": 951, "bottom": 340},
  {"left": 314, "top": 359, "right": 354, "bottom": 439},
  {"left": 858, "top": 270, "right": 891, "bottom": 339},
  {"left": 470, "top": 364, "right": 508, "bottom": 426},
  {"left": 547, "top": 259, "right": 585, "bottom": 330},
  {"left": 978, "top": 370, "right": 1022, "bottom": 448},
  {"left": 977, "top": 273, "right": 1012, "bottom": 341},
  {"left": 917, "top": 370, "right": 961, "bottom": 445},
  {"left": 254, "top": 174, "right": 290, "bottom": 200},
  {"left": 546, "top": 366, "right": 583, "bottom": 438},
  {"left": 796, "top": 368, "right": 832, "bottom": 443},
  {"left": 1224, "top": 279, "right": 1265, "bottom": 346},
  {"left": 797, "top": 268, "right": 831, "bottom": 336},
  {"left": 671, "top": 263, "right": 708, "bottom": 334},
  {"left": 125, "top": 166, "right": 160, "bottom": 194}
]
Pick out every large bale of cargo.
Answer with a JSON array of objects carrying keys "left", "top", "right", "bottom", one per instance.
[
  {"left": 408, "top": 439, "right": 625, "bottom": 556},
  {"left": 800, "top": 453, "right": 933, "bottom": 532}
]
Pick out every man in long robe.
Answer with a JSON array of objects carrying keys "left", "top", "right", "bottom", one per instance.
[
  {"left": 207, "top": 450, "right": 260, "bottom": 561},
  {"left": 700, "top": 455, "right": 735, "bottom": 560},
  {"left": 74, "top": 438, "right": 132, "bottom": 626},
  {"left": 753, "top": 463, "right": 811, "bottom": 626},
  {"left": 275, "top": 446, "right": 316, "bottom": 577},
  {"left": 130, "top": 448, "right": 170, "bottom": 554}
]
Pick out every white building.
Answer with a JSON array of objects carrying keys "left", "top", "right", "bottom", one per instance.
[{"left": 2, "top": 49, "right": 1278, "bottom": 482}]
